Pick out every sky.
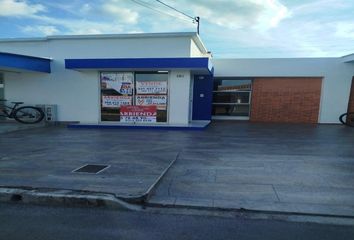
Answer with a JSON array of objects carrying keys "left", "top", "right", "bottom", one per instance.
[{"left": 0, "top": 0, "right": 353, "bottom": 58}]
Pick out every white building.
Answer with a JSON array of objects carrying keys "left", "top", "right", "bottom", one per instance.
[{"left": 0, "top": 32, "right": 353, "bottom": 128}]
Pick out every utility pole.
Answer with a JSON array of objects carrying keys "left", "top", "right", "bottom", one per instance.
[{"left": 194, "top": 16, "right": 200, "bottom": 35}]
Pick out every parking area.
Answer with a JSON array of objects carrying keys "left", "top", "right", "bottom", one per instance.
[{"left": 1, "top": 121, "right": 354, "bottom": 216}]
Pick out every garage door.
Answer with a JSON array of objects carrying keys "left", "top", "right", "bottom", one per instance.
[{"left": 250, "top": 77, "right": 322, "bottom": 123}]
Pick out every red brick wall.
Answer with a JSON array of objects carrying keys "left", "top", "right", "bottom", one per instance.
[
  {"left": 250, "top": 77, "right": 322, "bottom": 123},
  {"left": 348, "top": 78, "right": 354, "bottom": 112}
]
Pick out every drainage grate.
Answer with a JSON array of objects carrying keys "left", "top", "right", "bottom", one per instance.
[{"left": 73, "top": 164, "right": 110, "bottom": 174}]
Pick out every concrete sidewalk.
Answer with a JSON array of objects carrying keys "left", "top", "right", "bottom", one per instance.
[
  {"left": 0, "top": 126, "right": 178, "bottom": 202},
  {"left": 0, "top": 121, "right": 45, "bottom": 134},
  {"left": 148, "top": 122, "right": 354, "bottom": 217}
]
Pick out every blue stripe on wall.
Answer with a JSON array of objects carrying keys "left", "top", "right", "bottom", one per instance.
[
  {"left": 0, "top": 52, "right": 51, "bottom": 73},
  {"left": 65, "top": 57, "right": 212, "bottom": 72}
]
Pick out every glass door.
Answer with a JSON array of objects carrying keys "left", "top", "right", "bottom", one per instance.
[{"left": 212, "top": 79, "right": 252, "bottom": 119}]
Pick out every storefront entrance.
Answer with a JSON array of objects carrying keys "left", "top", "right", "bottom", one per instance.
[
  {"left": 100, "top": 71, "right": 168, "bottom": 123},
  {"left": 212, "top": 78, "right": 252, "bottom": 120}
]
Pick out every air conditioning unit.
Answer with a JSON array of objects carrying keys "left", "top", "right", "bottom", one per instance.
[{"left": 36, "top": 104, "right": 57, "bottom": 122}]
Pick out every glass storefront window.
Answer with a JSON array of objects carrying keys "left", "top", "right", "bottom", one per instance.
[
  {"left": 100, "top": 72, "right": 134, "bottom": 122},
  {"left": 135, "top": 73, "right": 168, "bottom": 123},
  {"left": 212, "top": 79, "right": 252, "bottom": 118},
  {"left": 100, "top": 72, "right": 168, "bottom": 123}
]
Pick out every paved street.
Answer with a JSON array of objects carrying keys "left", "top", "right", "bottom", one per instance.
[{"left": 1, "top": 203, "right": 354, "bottom": 240}]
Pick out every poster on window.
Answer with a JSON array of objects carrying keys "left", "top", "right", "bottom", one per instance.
[
  {"left": 120, "top": 105, "right": 157, "bottom": 123},
  {"left": 102, "top": 95, "right": 132, "bottom": 108},
  {"left": 101, "top": 72, "right": 133, "bottom": 95},
  {"left": 135, "top": 95, "right": 167, "bottom": 110},
  {"left": 136, "top": 81, "right": 167, "bottom": 94}
]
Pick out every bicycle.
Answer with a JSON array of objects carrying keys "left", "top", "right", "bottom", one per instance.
[
  {"left": 0, "top": 99, "right": 45, "bottom": 124},
  {"left": 339, "top": 112, "right": 354, "bottom": 127}
]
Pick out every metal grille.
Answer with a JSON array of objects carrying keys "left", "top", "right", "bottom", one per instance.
[{"left": 73, "top": 164, "right": 110, "bottom": 174}]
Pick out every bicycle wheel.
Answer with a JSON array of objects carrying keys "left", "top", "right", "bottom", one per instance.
[
  {"left": 339, "top": 112, "right": 354, "bottom": 127},
  {"left": 14, "top": 106, "right": 45, "bottom": 124}
]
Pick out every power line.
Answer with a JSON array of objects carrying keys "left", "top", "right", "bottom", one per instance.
[
  {"left": 129, "top": 0, "right": 191, "bottom": 23},
  {"left": 155, "top": 0, "right": 194, "bottom": 20},
  {"left": 155, "top": 0, "right": 200, "bottom": 34},
  {"left": 154, "top": 0, "right": 200, "bottom": 34}
]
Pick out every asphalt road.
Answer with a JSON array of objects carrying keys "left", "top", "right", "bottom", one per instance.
[{"left": 0, "top": 203, "right": 354, "bottom": 240}]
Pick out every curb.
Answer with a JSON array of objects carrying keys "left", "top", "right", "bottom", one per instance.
[
  {"left": 108, "top": 151, "right": 179, "bottom": 204},
  {"left": 0, "top": 187, "right": 141, "bottom": 211},
  {"left": 146, "top": 201, "right": 354, "bottom": 219},
  {"left": 145, "top": 202, "right": 354, "bottom": 226}
]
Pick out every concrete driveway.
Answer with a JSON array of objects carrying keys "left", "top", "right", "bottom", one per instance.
[{"left": 149, "top": 121, "right": 354, "bottom": 217}]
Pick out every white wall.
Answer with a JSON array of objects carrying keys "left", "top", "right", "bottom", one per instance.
[
  {"left": 0, "top": 35, "right": 195, "bottom": 123},
  {"left": 168, "top": 70, "right": 191, "bottom": 124},
  {"left": 0, "top": 36, "right": 193, "bottom": 59},
  {"left": 213, "top": 58, "right": 354, "bottom": 123},
  {"left": 190, "top": 39, "right": 205, "bottom": 57},
  {"left": 4, "top": 70, "right": 100, "bottom": 123}
]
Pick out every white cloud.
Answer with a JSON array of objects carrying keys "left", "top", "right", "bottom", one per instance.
[
  {"left": 80, "top": 3, "right": 92, "bottom": 14},
  {"left": 101, "top": 1, "right": 139, "bottom": 24},
  {"left": 170, "top": 0, "right": 290, "bottom": 30},
  {"left": 334, "top": 22, "right": 354, "bottom": 39},
  {"left": 0, "top": 0, "right": 45, "bottom": 17},
  {"left": 290, "top": 0, "right": 348, "bottom": 15},
  {"left": 22, "top": 25, "right": 59, "bottom": 35},
  {"left": 29, "top": 14, "right": 127, "bottom": 35}
]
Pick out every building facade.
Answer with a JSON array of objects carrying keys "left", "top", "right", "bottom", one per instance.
[{"left": 0, "top": 32, "right": 353, "bottom": 127}]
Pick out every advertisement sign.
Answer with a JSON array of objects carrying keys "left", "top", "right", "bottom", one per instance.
[
  {"left": 135, "top": 95, "right": 167, "bottom": 110},
  {"left": 102, "top": 95, "right": 132, "bottom": 108},
  {"left": 101, "top": 72, "right": 133, "bottom": 95},
  {"left": 120, "top": 105, "right": 157, "bottom": 123},
  {"left": 136, "top": 81, "right": 167, "bottom": 94}
]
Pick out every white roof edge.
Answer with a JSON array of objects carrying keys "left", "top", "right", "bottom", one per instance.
[
  {"left": 0, "top": 32, "right": 199, "bottom": 43},
  {"left": 342, "top": 53, "right": 354, "bottom": 63},
  {"left": 191, "top": 34, "right": 209, "bottom": 55}
]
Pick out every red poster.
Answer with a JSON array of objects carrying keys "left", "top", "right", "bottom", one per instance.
[{"left": 120, "top": 105, "right": 157, "bottom": 123}]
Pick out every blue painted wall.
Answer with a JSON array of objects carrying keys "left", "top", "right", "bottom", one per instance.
[
  {"left": 192, "top": 74, "right": 213, "bottom": 120},
  {"left": 65, "top": 57, "right": 212, "bottom": 72}
]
